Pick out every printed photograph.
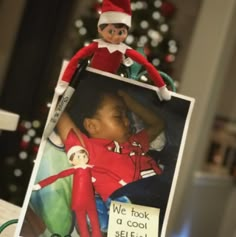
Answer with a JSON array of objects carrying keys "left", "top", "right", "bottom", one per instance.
[{"left": 15, "top": 67, "right": 194, "bottom": 237}]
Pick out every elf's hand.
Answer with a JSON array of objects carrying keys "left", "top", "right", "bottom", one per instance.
[
  {"left": 158, "top": 85, "right": 171, "bottom": 101},
  {"left": 32, "top": 184, "right": 41, "bottom": 191},
  {"left": 55, "top": 81, "right": 69, "bottom": 96}
]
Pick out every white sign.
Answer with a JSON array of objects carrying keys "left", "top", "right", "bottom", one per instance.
[{"left": 108, "top": 201, "right": 160, "bottom": 237}]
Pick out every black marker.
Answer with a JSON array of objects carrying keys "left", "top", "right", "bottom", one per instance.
[{"left": 43, "top": 59, "right": 88, "bottom": 139}]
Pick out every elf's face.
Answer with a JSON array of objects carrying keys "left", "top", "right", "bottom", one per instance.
[
  {"left": 71, "top": 149, "right": 89, "bottom": 166},
  {"left": 99, "top": 24, "right": 128, "bottom": 44}
]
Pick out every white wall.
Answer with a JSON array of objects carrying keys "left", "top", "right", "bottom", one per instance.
[{"left": 217, "top": 44, "right": 236, "bottom": 121}]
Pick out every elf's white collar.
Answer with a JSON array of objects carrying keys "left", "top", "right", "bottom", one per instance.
[{"left": 94, "top": 39, "right": 130, "bottom": 54}]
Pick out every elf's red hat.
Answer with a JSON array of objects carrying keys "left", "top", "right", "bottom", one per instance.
[
  {"left": 98, "top": 0, "right": 132, "bottom": 27},
  {"left": 65, "top": 129, "right": 88, "bottom": 159}
]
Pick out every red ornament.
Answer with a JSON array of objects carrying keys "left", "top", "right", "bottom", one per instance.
[
  {"left": 144, "top": 45, "right": 151, "bottom": 57},
  {"left": 20, "top": 140, "right": 30, "bottom": 150},
  {"left": 18, "top": 123, "right": 27, "bottom": 133},
  {"left": 32, "top": 145, "right": 39, "bottom": 153},
  {"left": 160, "top": 1, "right": 176, "bottom": 18},
  {"left": 165, "top": 54, "right": 175, "bottom": 63}
]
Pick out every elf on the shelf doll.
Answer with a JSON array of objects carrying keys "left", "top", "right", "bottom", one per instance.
[
  {"left": 33, "top": 130, "right": 103, "bottom": 237},
  {"left": 55, "top": 0, "right": 171, "bottom": 101}
]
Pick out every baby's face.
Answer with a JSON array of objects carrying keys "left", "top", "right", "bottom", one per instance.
[
  {"left": 92, "top": 94, "right": 131, "bottom": 143},
  {"left": 72, "top": 149, "right": 89, "bottom": 166}
]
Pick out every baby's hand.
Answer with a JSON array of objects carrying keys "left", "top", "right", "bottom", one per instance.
[{"left": 32, "top": 184, "right": 41, "bottom": 191}]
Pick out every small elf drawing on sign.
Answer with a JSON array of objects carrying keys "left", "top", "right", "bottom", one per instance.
[{"left": 55, "top": 0, "right": 171, "bottom": 101}]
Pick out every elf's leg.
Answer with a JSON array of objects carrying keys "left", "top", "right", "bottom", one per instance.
[
  {"left": 87, "top": 206, "right": 102, "bottom": 237},
  {"left": 75, "top": 209, "right": 90, "bottom": 237}
]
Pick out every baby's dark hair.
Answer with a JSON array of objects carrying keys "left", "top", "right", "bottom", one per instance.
[{"left": 67, "top": 79, "right": 123, "bottom": 136}]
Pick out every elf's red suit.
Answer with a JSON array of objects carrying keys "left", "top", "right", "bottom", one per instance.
[
  {"left": 61, "top": 39, "right": 166, "bottom": 88},
  {"left": 36, "top": 157, "right": 126, "bottom": 237},
  {"left": 37, "top": 167, "right": 102, "bottom": 237}
]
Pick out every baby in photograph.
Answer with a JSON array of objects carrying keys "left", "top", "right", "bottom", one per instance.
[{"left": 55, "top": 81, "right": 169, "bottom": 231}]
